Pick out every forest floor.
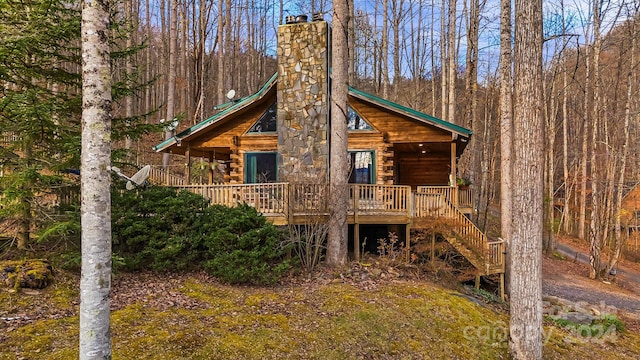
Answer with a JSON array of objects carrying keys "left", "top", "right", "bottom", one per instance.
[
  {"left": 542, "top": 236, "right": 640, "bottom": 333},
  {"left": 2, "top": 244, "right": 640, "bottom": 359}
]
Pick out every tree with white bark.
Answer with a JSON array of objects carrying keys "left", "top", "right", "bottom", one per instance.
[{"left": 80, "top": 0, "right": 113, "bottom": 358}]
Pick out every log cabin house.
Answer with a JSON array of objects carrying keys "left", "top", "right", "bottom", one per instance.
[{"left": 153, "top": 16, "right": 505, "bottom": 286}]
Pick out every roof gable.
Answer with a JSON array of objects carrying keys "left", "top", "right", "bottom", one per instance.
[
  {"left": 154, "top": 73, "right": 472, "bottom": 153},
  {"left": 154, "top": 73, "right": 278, "bottom": 152},
  {"left": 348, "top": 87, "right": 472, "bottom": 138}
]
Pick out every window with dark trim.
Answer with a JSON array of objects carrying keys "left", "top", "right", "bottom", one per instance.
[
  {"left": 349, "top": 151, "right": 375, "bottom": 184},
  {"left": 245, "top": 152, "right": 277, "bottom": 183},
  {"left": 248, "top": 102, "right": 277, "bottom": 133},
  {"left": 347, "top": 106, "right": 373, "bottom": 130}
]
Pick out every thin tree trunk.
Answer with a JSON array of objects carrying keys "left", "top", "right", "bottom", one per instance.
[
  {"left": 578, "top": 19, "right": 591, "bottom": 241},
  {"left": 216, "top": 0, "right": 225, "bottom": 104},
  {"left": 609, "top": 15, "right": 635, "bottom": 273},
  {"left": 589, "top": 1, "right": 602, "bottom": 279},
  {"left": 79, "top": 0, "right": 112, "bottom": 357},
  {"left": 125, "top": 0, "right": 134, "bottom": 151},
  {"left": 430, "top": 0, "right": 437, "bottom": 115},
  {"left": 440, "top": 0, "right": 448, "bottom": 119},
  {"left": 499, "top": 0, "right": 513, "bottom": 295},
  {"left": 163, "top": 0, "right": 178, "bottom": 169},
  {"left": 381, "top": 0, "right": 389, "bottom": 99},
  {"left": 447, "top": 0, "right": 456, "bottom": 122}
]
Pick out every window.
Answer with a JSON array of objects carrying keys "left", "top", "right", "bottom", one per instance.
[
  {"left": 349, "top": 151, "right": 375, "bottom": 184},
  {"left": 347, "top": 106, "right": 373, "bottom": 130},
  {"left": 245, "top": 152, "right": 277, "bottom": 183},
  {"left": 248, "top": 102, "right": 277, "bottom": 133}
]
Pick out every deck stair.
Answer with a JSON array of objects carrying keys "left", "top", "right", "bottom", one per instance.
[{"left": 413, "top": 189, "right": 504, "bottom": 276}]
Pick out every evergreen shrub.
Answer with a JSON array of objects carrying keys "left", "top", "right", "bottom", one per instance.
[{"left": 111, "top": 185, "right": 290, "bottom": 284}]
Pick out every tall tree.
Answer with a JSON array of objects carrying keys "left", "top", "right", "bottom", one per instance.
[
  {"left": 588, "top": 0, "right": 603, "bottom": 279},
  {"left": 327, "top": 0, "right": 349, "bottom": 266},
  {"left": 509, "top": 0, "right": 543, "bottom": 358},
  {"left": 447, "top": 0, "right": 456, "bottom": 121},
  {"left": 499, "top": 0, "right": 513, "bottom": 294},
  {"left": 162, "top": 0, "right": 177, "bottom": 169},
  {"left": 80, "top": 0, "right": 112, "bottom": 358},
  {"left": 609, "top": 6, "right": 637, "bottom": 274}
]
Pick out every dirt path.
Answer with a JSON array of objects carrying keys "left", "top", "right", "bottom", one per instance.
[{"left": 542, "top": 241, "right": 640, "bottom": 317}]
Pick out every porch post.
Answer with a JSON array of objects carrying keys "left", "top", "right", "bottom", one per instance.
[
  {"left": 185, "top": 144, "right": 191, "bottom": 184},
  {"left": 451, "top": 141, "right": 457, "bottom": 206},
  {"left": 405, "top": 223, "right": 411, "bottom": 262},
  {"left": 354, "top": 223, "right": 360, "bottom": 262},
  {"left": 208, "top": 152, "right": 214, "bottom": 184}
]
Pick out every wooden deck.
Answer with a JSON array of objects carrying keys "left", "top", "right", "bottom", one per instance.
[{"left": 153, "top": 172, "right": 504, "bottom": 276}]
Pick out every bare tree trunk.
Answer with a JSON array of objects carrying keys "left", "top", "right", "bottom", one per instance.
[
  {"left": 391, "top": 0, "right": 403, "bottom": 101},
  {"left": 589, "top": 1, "right": 602, "bottom": 279},
  {"left": 80, "top": 0, "right": 112, "bottom": 357},
  {"left": 430, "top": 0, "right": 437, "bottom": 115},
  {"left": 327, "top": 0, "right": 350, "bottom": 267},
  {"left": 447, "top": 0, "right": 456, "bottom": 122},
  {"left": 125, "top": 0, "right": 134, "bottom": 151},
  {"left": 144, "top": 0, "right": 151, "bottom": 122},
  {"left": 348, "top": 0, "right": 355, "bottom": 84},
  {"left": 609, "top": 15, "right": 635, "bottom": 273},
  {"left": 509, "top": 0, "right": 543, "bottom": 358},
  {"left": 578, "top": 19, "right": 591, "bottom": 241},
  {"left": 560, "top": 1, "right": 570, "bottom": 234},
  {"left": 440, "top": 0, "right": 448, "bottom": 119},
  {"left": 381, "top": 0, "right": 389, "bottom": 99},
  {"left": 216, "top": 0, "right": 225, "bottom": 104},
  {"left": 163, "top": 0, "right": 178, "bottom": 169},
  {"left": 499, "top": 0, "right": 513, "bottom": 295}
]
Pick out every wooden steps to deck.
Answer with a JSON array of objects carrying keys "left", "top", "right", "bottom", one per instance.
[{"left": 413, "top": 190, "right": 504, "bottom": 276}]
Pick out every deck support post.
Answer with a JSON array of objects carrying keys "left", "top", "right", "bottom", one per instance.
[
  {"left": 185, "top": 145, "right": 191, "bottom": 184},
  {"left": 475, "top": 274, "right": 481, "bottom": 289},
  {"left": 354, "top": 223, "right": 360, "bottom": 262},
  {"left": 208, "top": 152, "right": 214, "bottom": 184},
  {"left": 405, "top": 223, "right": 411, "bottom": 262},
  {"left": 500, "top": 273, "right": 505, "bottom": 301},
  {"left": 430, "top": 233, "right": 435, "bottom": 266}
]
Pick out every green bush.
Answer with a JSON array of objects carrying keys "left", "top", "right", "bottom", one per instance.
[
  {"left": 112, "top": 185, "right": 208, "bottom": 271},
  {"left": 198, "top": 204, "right": 291, "bottom": 285},
  {"left": 111, "top": 186, "right": 291, "bottom": 284}
]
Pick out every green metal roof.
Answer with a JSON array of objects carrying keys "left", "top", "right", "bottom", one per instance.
[
  {"left": 153, "top": 72, "right": 278, "bottom": 152},
  {"left": 154, "top": 72, "right": 471, "bottom": 153},
  {"left": 347, "top": 87, "right": 472, "bottom": 137}
]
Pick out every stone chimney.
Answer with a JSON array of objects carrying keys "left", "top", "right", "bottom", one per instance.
[{"left": 276, "top": 17, "right": 329, "bottom": 182}]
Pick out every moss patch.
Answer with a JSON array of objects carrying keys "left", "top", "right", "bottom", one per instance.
[
  {"left": 1, "top": 259, "right": 54, "bottom": 290},
  {"left": 1, "top": 275, "right": 640, "bottom": 359}
]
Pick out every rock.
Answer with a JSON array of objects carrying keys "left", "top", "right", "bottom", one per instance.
[
  {"left": 562, "top": 312, "right": 596, "bottom": 325},
  {"left": 0, "top": 259, "right": 54, "bottom": 290}
]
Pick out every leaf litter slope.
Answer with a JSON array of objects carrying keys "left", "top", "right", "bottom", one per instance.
[{"left": 1, "top": 268, "right": 640, "bottom": 359}]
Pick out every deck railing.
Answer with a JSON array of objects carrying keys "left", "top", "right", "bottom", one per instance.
[
  {"left": 349, "top": 184, "right": 410, "bottom": 215},
  {"left": 487, "top": 239, "right": 506, "bottom": 271},
  {"left": 416, "top": 185, "right": 474, "bottom": 210},
  {"left": 413, "top": 186, "right": 503, "bottom": 271},
  {"left": 177, "top": 183, "right": 288, "bottom": 215},
  {"left": 167, "top": 181, "right": 502, "bottom": 272},
  {"left": 290, "top": 183, "right": 329, "bottom": 214},
  {"left": 149, "top": 166, "right": 187, "bottom": 187},
  {"left": 458, "top": 187, "right": 473, "bottom": 208}
]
